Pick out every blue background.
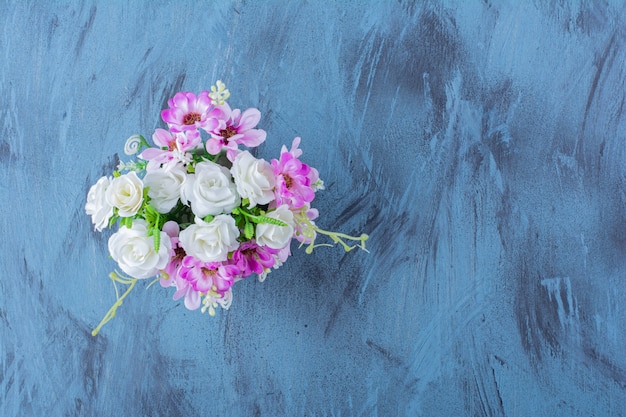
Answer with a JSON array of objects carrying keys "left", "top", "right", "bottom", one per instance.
[{"left": 2, "top": 1, "right": 626, "bottom": 415}]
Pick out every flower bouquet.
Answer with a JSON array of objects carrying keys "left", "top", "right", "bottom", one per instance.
[{"left": 85, "top": 81, "right": 368, "bottom": 335}]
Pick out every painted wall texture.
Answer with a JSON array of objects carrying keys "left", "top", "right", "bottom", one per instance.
[{"left": 2, "top": 1, "right": 626, "bottom": 415}]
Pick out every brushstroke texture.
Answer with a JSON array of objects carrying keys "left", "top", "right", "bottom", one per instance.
[{"left": 1, "top": 1, "right": 625, "bottom": 415}]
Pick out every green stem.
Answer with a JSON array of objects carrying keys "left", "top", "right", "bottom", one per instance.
[
  {"left": 91, "top": 272, "right": 138, "bottom": 336},
  {"left": 233, "top": 207, "right": 287, "bottom": 226},
  {"left": 305, "top": 226, "right": 369, "bottom": 254},
  {"left": 294, "top": 210, "right": 369, "bottom": 254}
]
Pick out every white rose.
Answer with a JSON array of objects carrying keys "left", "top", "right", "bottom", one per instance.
[
  {"left": 181, "top": 161, "right": 240, "bottom": 217},
  {"left": 231, "top": 150, "right": 275, "bottom": 208},
  {"left": 106, "top": 171, "right": 144, "bottom": 217},
  {"left": 108, "top": 220, "right": 172, "bottom": 279},
  {"left": 255, "top": 204, "right": 295, "bottom": 249},
  {"left": 179, "top": 215, "right": 240, "bottom": 262},
  {"left": 143, "top": 165, "right": 187, "bottom": 213},
  {"left": 85, "top": 176, "right": 113, "bottom": 232}
]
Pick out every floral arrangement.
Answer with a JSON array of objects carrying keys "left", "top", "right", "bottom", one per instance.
[{"left": 85, "top": 81, "right": 368, "bottom": 335}]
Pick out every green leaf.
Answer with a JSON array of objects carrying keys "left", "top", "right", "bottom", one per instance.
[
  {"left": 108, "top": 213, "right": 120, "bottom": 228},
  {"left": 120, "top": 217, "right": 133, "bottom": 229},
  {"left": 233, "top": 206, "right": 287, "bottom": 227},
  {"left": 143, "top": 204, "right": 161, "bottom": 227},
  {"left": 244, "top": 222, "right": 254, "bottom": 240},
  {"left": 152, "top": 227, "right": 160, "bottom": 252},
  {"left": 254, "top": 216, "right": 287, "bottom": 227}
]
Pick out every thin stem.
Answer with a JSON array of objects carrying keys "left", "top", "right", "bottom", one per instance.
[
  {"left": 294, "top": 210, "right": 369, "bottom": 254},
  {"left": 233, "top": 207, "right": 287, "bottom": 226},
  {"left": 305, "top": 226, "right": 369, "bottom": 254},
  {"left": 91, "top": 272, "right": 138, "bottom": 336}
]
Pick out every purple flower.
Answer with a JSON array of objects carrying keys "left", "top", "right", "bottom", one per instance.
[
  {"left": 161, "top": 91, "right": 214, "bottom": 133},
  {"left": 179, "top": 256, "right": 240, "bottom": 295},
  {"left": 159, "top": 222, "right": 185, "bottom": 287},
  {"left": 293, "top": 206, "right": 319, "bottom": 244},
  {"left": 140, "top": 128, "right": 200, "bottom": 171},
  {"left": 158, "top": 222, "right": 202, "bottom": 310},
  {"left": 171, "top": 275, "right": 202, "bottom": 310},
  {"left": 204, "top": 103, "right": 267, "bottom": 160},
  {"left": 231, "top": 240, "right": 277, "bottom": 278},
  {"left": 271, "top": 137, "right": 319, "bottom": 209}
]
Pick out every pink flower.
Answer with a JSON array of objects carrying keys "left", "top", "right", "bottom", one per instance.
[
  {"left": 271, "top": 137, "right": 319, "bottom": 209},
  {"left": 293, "top": 206, "right": 319, "bottom": 244},
  {"left": 140, "top": 128, "right": 201, "bottom": 171},
  {"left": 158, "top": 222, "right": 203, "bottom": 310},
  {"left": 204, "top": 103, "right": 267, "bottom": 159},
  {"left": 179, "top": 256, "right": 240, "bottom": 296},
  {"left": 258, "top": 245, "right": 291, "bottom": 282},
  {"left": 159, "top": 221, "right": 185, "bottom": 287},
  {"left": 276, "top": 245, "right": 291, "bottom": 263},
  {"left": 161, "top": 91, "right": 215, "bottom": 133},
  {"left": 171, "top": 274, "right": 202, "bottom": 310},
  {"left": 231, "top": 240, "right": 277, "bottom": 278}
]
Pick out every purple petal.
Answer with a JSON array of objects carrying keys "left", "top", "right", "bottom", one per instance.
[
  {"left": 211, "top": 103, "right": 231, "bottom": 120},
  {"left": 237, "top": 129, "right": 266, "bottom": 147},
  {"left": 140, "top": 148, "right": 164, "bottom": 160},
  {"left": 237, "top": 108, "right": 261, "bottom": 131},
  {"left": 162, "top": 221, "right": 179, "bottom": 237},
  {"left": 184, "top": 289, "right": 201, "bottom": 310},
  {"left": 205, "top": 138, "right": 224, "bottom": 155},
  {"left": 173, "top": 284, "right": 188, "bottom": 301},
  {"left": 152, "top": 128, "right": 172, "bottom": 147},
  {"left": 171, "top": 92, "right": 193, "bottom": 112},
  {"left": 161, "top": 109, "right": 182, "bottom": 127},
  {"left": 196, "top": 91, "right": 213, "bottom": 110}
]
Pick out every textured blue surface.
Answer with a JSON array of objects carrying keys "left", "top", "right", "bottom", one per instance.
[{"left": 2, "top": 1, "right": 626, "bottom": 415}]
